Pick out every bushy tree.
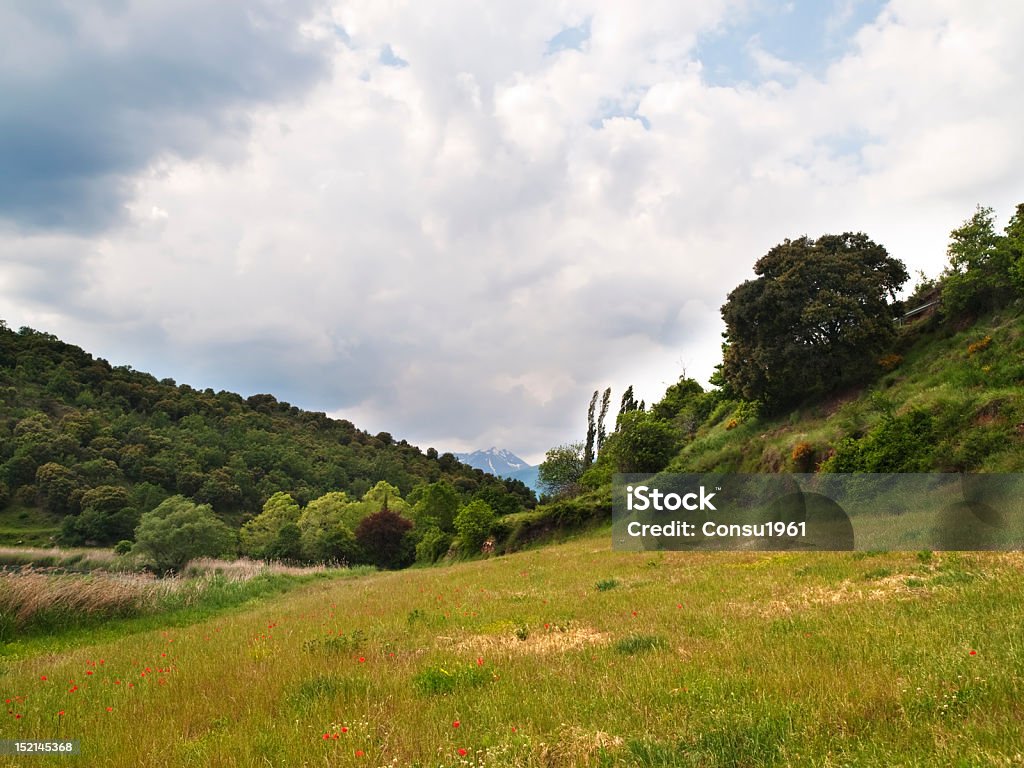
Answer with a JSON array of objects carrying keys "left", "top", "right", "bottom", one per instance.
[
  {"left": 133, "top": 495, "right": 235, "bottom": 574},
  {"left": 942, "top": 205, "right": 1015, "bottom": 314},
  {"left": 297, "top": 491, "right": 351, "bottom": 561},
  {"left": 355, "top": 508, "right": 414, "bottom": 569},
  {"left": 537, "top": 442, "right": 586, "bottom": 498},
  {"left": 412, "top": 480, "right": 460, "bottom": 532},
  {"left": 34, "top": 462, "right": 82, "bottom": 515},
  {"left": 1007, "top": 204, "right": 1024, "bottom": 290},
  {"left": 239, "top": 492, "right": 301, "bottom": 559},
  {"left": 720, "top": 232, "right": 907, "bottom": 410},
  {"left": 603, "top": 411, "right": 677, "bottom": 474},
  {"left": 61, "top": 485, "right": 138, "bottom": 545},
  {"left": 454, "top": 499, "right": 496, "bottom": 554}
]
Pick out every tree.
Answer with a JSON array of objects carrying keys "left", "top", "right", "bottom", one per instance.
[
  {"left": 537, "top": 442, "right": 586, "bottom": 498},
  {"left": 454, "top": 499, "right": 496, "bottom": 554},
  {"left": 720, "top": 232, "right": 907, "bottom": 410},
  {"left": 596, "top": 388, "right": 611, "bottom": 456},
  {"left": 61, "top": 485, "right": 139, "bottom": 545},
  {"left": 942, "top": 205, "right": 1015, "bottom": 314},
  {"left": 617, "top": 386, "right": 641, "bottom": 428},
  {"left": 584, "top": 390, "right": 599, "bottom": 467},
  {"left": 239, "top": 492, "right": 301, "bottom": 559},
  {"left": 355, "top": 508, "right": 414, "bottom": 569},
  {"left": 412, "top": 480, "right": 460, "bottom": 532},
  {"left": 603, "top": 411, "right": 677, "bottom": 473},
  {"left": 297, "top": 491, "right": 354, "bottom": 562},
  {"left": 1003, "top": 204, "right": 1024, "bottom": 292},
  {"left": 133, "top": 495, "right": 235, "bottom": 574}
]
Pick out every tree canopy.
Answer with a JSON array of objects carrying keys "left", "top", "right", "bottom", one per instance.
[{"left": 719, "top": 232, "right": 908, "bottom": 410}]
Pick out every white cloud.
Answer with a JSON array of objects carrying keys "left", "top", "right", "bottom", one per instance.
[{"left": 2, "top": 0, "right": 1023, "bottom": 461}]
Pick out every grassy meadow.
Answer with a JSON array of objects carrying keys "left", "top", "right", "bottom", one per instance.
[{"left": 1, "top": 530, "right": 1021, "bottom": 767}]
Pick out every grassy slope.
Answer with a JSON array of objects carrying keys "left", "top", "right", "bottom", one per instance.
[
  {"left": 672, "top": 307, "right": 1024, "bottom": 474},
  {"left": 0, "top": 530, "right": 1020, "bottom": 767}
]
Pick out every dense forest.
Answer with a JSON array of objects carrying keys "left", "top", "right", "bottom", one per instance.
[{"left": 0, "top": 326, "right": 534, "bottom": 565}]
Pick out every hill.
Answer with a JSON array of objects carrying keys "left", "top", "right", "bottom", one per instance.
[
  {"left": 0, "top": 321, "right": 535, "bottom": 548},
  {"left": 500, "top": 304, "right": 1024, "bottom": 551}
]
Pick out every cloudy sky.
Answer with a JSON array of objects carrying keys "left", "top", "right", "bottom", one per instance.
[{"left": 2, "top": 0, "right": 1022, "bottom": 463}]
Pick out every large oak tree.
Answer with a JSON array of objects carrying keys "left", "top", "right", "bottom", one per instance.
[{"left": 720, "top": 233, "right": 907, "bottom": 411}]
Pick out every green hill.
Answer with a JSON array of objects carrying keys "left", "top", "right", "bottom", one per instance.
[
  {"left": 669, "top": 305, "right": 1024, "bottom": 475},
  {"left": 0, "top": 322, "right": 534, "bottom": 549}
]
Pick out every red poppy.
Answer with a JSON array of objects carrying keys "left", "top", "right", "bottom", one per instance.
[
  {"left": 476, "top": 657, "right": 484, "bottom": 666},
  {"left": 40, "top": 675, "right": 47, "bottom": 681},
  {"left": 341, "top": 726, "right": 348, "bottom": 733},
  {"left": 58, "top": 711, "right": 64, "bottom": 716},
  {"left": 452, "top": 720, "right": 460, "bottom": 728},
  {"left": 106, "top": 707, "right": 113, "bottom": 712},
  {"left": 355, "top": 750, "right": 364, "bottom": 757},
  {"left": 969, "top": 650, "right": 977, "bottom": 656},
  {"left": 458, "top": 748, "right": 468, "bottom": 756},
  {"left": 358, "top": 657, "right": 365, "bottom": 663},
  {"left": 322, "top": 733, "right": 330, "bottom": 740}
]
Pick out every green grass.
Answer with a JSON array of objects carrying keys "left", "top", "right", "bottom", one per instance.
[
  {"left": 0, "top": 505, "right": 61, "bottom": 547},
  {"left": 0, "top": 528, "right": 1019, "bottom": 766}
]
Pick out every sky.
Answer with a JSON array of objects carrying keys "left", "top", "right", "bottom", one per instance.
[{"left": 1, "top": 0, "right": 1022, "bottom": 465}]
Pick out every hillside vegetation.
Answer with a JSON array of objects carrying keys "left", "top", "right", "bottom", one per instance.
[
  {"left": 0, "top": 323, "right": 533, "bottom": 562},
  {"left": 520, "top": 204, "right": 1024, "bottom": 543}
]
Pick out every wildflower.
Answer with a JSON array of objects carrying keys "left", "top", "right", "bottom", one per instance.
[
  {"left": 341, "top": 727, "right": 348, "bottom": 733},
  {"left": 106, "top": 707, "right": 113, "bottom": 712},
  {"left": 458, "top": 748, "right": 468, "bottom": 756},
  {"left": 355, "top": 750, "right": 364, "bottom": 757},
  {"left": 40, "top": 675, "right": 47, "bottom": 681},
  {"left": 476, "top": 657, "right": 484, "bottom": 666},
  {"left": 452, "top": 720, "right": 460, "bottom": 728},
  {"left": 969, "top": 650, "right": 977, "bottom": 656},
  {"left": 358, "top": 657, "right": 365, "bottom": 663},
  {"left": 322, "top": 734, "right": 330, "bottom": 740}
]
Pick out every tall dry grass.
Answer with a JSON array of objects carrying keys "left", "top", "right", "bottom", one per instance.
[{"left": 0, "top": 568, "right": 177, "bottom": 627}]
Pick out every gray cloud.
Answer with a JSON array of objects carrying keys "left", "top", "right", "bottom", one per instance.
[
  {"left": 0, "top": 1, "right": 330, "bottom": 232},
  {"left": 2, "top": 0, "right": 1023, "bottom": 464}
]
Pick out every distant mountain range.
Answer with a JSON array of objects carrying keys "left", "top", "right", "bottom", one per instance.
[{"left": 454, "top": 447, "right": 540, "bottom": 492}]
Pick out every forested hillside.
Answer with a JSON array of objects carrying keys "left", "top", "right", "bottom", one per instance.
[{"left": 0, "top": 323, "right": 534, "bottom": 554}]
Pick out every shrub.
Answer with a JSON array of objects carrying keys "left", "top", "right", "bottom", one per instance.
[
  {"left": 967, "top": 335, "right": 992, "bottom": 356},
  {"left": 822, "top": 409, "right": 935, "bottom": 473},
  {"left": 878, "top": 354, "right": 903, "bottom": 371},
  {"left": 790, "top": 441, "right": 815, "bottom": 471}
]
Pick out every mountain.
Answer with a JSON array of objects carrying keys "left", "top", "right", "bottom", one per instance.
[{"left": 455, "top": 447, "right": 541, "bottom": 492}]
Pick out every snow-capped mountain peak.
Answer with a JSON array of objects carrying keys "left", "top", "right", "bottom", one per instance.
[{"left": 452, "top": 447, "right": 539, "bottom": 491}]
